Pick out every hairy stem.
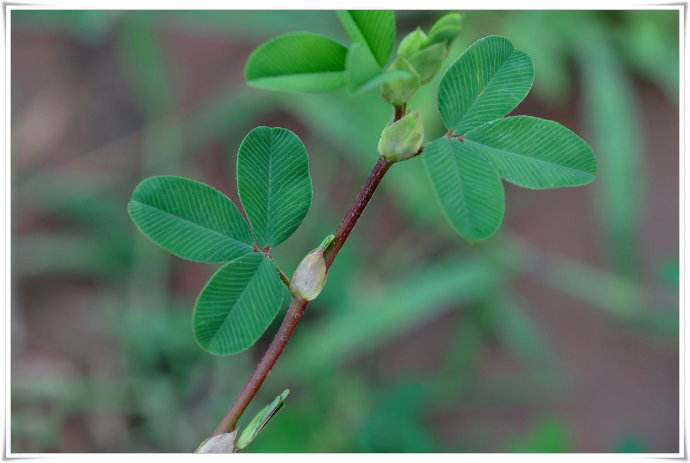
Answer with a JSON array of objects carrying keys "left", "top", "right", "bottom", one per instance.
[{"left": 212, "top": 108, "right": 402, "bottom": 436}]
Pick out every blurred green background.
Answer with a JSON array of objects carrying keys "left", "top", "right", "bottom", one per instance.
[{"left": 11, "top": 10, "right": 679, "bottom": 453}]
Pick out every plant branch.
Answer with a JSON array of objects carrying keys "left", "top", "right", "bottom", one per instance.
[
  {"left": 323, "top": 157, "right": 392, "bottom": 268},
  {"left": 213, "top": 296, "right": 308, "bottom": 435},
  {"left": 212, "top": 107, "right": 403, "bottom": 437}
]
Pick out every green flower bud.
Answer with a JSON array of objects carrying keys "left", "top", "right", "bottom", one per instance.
[
  {"left": 428, "top": 12, "right": 462, "bottom": 45},
  {"left": 290, "top": 248, "right": 327, "bottom": 301},
  {"left": 380, "top": 57, "right": 420, "bottom": 106},
  {"left": 397, "top": 27, "right": 429, "bottom": 58},
  {"left": 378, "top": 111, "right": 424, "bottom": 162},
  {"left": 407, "top": 42, "right": 448, "bottom": 84}
]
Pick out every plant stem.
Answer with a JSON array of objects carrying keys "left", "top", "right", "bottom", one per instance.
[
  {"left": 213, "top": 161, "right": 394, "bottom": 436},
  {"left": 324, "top": 157, "right": 392, "bottom": 268},
  {"left": 394, "top": 103, "right": 406, "bottom": 121},
  {"left": 213, "top": 296, "right": 308, "bottom": 435},
  {"left": 212, "top": 107, "right": 403, "bottom": 437}
]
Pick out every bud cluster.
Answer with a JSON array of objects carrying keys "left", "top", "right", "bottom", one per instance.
[{"left": 381, "top": 13, "right": 462, "bottom": 106}]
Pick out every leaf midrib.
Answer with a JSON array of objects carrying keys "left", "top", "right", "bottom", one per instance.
[
  {"left": 463, "top": 139, "right": 593, "bottom": 176},
  {"left": 453, "top": 48, "right": 518, "bottom": 134},
  {"left": 130, "top": 200, "right": 251, "bottom": 249},
  {"left": 210, "top": 258, "right": 271, "bottom": 349},
  {"left": 447, "top": 142, "right": 484, "bottom": 233},
  {"left": 264, "top": 133, "right": 275, "bottom": 247}
]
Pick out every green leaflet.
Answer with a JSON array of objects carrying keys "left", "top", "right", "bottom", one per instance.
[
  {"left": 244, "top": 32, "right": 348, "bottom": 92},
  {"left": 464, "top": 116, "right": 597, "bottom": 189},
  {"left": 128, "top": 176, "right": 253, "bottom": 263},
  {"left": 423, "top": 137, "right": 505, "bottom": 241},
  {"left": 237, "top": 126, "right": 312, "bottom": 248},
  {"left": 193, "top": 253, "right": 285, "bottom": 355},
  {"left": 236, "top": 389, "right": 290, "bottom": 450},
  {"left": 337, "top": 10, "right": 395, "bottom": 68},
  {"left": 438, "top": 35, "right": 534, "bottom": 135}
]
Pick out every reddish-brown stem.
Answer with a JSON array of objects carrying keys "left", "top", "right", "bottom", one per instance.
[
  {"left": 213, "top": 155, "right": 396, "bottom": 436},
  {"left": 394, "top": 103, "right": 406, "bottom": 121},
  {"left": 213, "top": 297, "right": 308, "bottom": 435},
  {"left": 213, "top": 105, "right": 407, "bottom": 436},
  {"left": 324, "top": 157, "right": 392, "bottom": 267}
]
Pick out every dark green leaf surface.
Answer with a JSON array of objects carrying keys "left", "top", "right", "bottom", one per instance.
[
  {"left": 193, "top": 252, "right": 284, "bottom": 355},
  {"left": 438, "top": 36, "right": 533, "bottom": 134},
  {"left": 464, "top": 116, "right": 596, "bottom": 189},
  {"left": 423, "top": 137, "right": 505, "bottom": 241},
  {"left": 128, "top": 176, "right": 252, "bottom": 262},
  {"left": 337, "top": 10, "right": 395, "bottom": 68},
  {"left": 245, "top": 32, "right": 348, "bottom": 92},
  {"left": 237, "top": 126, "right": 312, "bottom": 248}
]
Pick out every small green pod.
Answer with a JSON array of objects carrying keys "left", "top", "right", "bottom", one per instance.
[
  {"left": 290, "top": 249, "right": 327, "bottom": 301},
  {"left": 378, "top": 111, "right": 425, "bottom": 162}
]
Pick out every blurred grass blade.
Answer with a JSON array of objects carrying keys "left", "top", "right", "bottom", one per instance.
[
  {"left": 500, "top": 234, "right": 642, "bottom": 318},
  {"left": 616, "top": 11, "right": 679, "bottom": 102},
  {"left": 574, "top": 22, "right": 644, "bottom": 276},
  {"left": 492, "top": 295, "right": 556, "bottom": 367},
  {"left": 509, "top": 418, "right": 571, "bottom": 452},
  {"left": 276, "top": 256, "right": 496, "bottom": 379},
  {"left": 185, "top": 87, "right": 275, "bottom": 152},
  {"left": 119, "top": 14, "right": 174, "bottom": 119},
  {"left": 14, "top": 233, "right": 126, "bottom": 278}
]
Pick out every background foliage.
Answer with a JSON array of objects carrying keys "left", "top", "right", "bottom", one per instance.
[{"left": 11, "top": 10, "right": 679, "bottom": 453}]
